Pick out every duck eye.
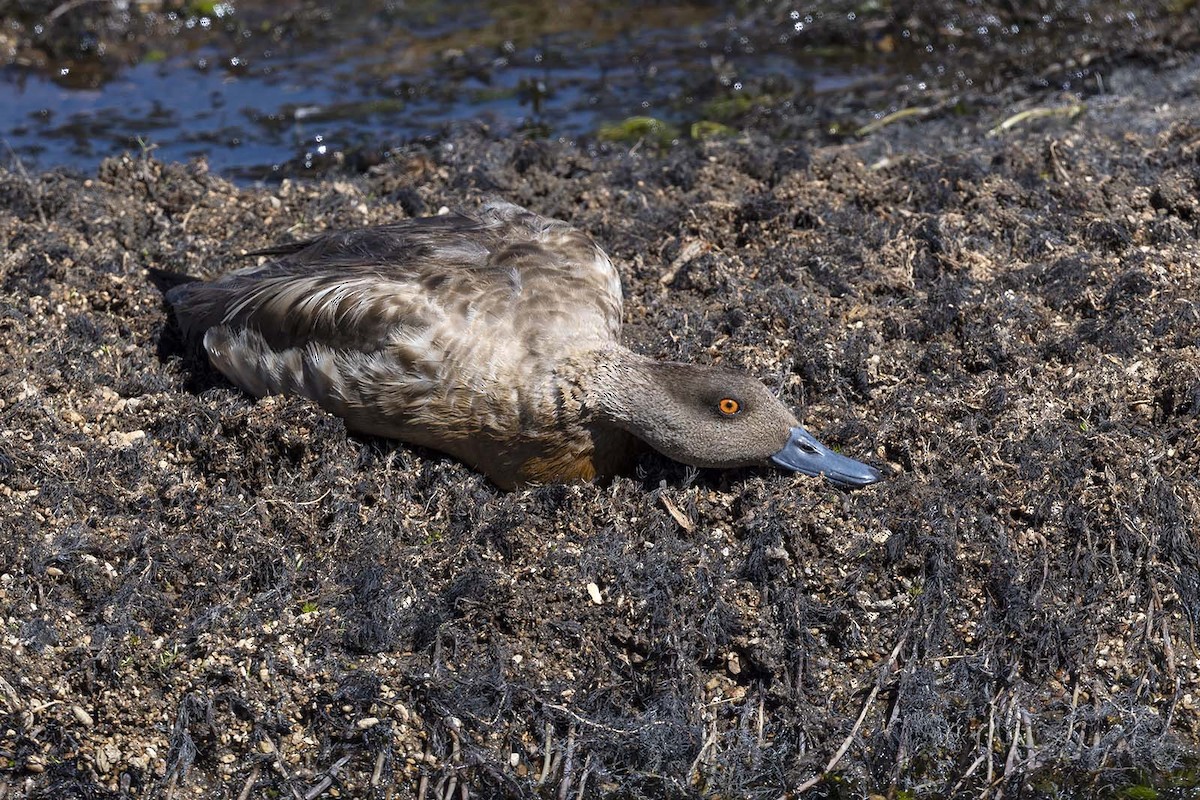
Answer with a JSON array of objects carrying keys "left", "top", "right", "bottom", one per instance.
[{"left": 718, "top": 398, "right": 740, "bottom": 416}]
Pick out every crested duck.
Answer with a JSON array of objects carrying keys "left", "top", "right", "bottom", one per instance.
[{"left": 167, "top": 201, "right": 881, "bottom": 490}]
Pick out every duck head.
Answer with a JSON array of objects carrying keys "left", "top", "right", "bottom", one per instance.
[{"left": 591, "top": 358, "right": 882, "bottom": 488}]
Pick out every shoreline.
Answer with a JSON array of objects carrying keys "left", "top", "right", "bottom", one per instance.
[{"left": 1, "top": 50, "right": 1199, "bottom": 797}]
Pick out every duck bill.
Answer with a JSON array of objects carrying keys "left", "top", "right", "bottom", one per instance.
[{"left": 770, "top": 426, "right": 882, "bottom": 488}]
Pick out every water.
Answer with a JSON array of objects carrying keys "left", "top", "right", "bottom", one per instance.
[
  {"left": 0, "top": 1, "right": 871, "bottom": 182},
  {"left": 0, "top": 0, "right": 1170, "bottom": 183}
]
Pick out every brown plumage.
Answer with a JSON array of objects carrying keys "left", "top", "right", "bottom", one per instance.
[{"left": 167, "top": 201, "right": 881, "bottom": 490}]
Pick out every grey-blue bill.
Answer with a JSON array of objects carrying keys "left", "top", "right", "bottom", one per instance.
[{"left": 770, "top": 426, "right": 882, "bottom": 488}]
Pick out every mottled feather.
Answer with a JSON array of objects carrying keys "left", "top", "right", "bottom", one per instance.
[{"left": 167, "top": 201, "right": 625, "bottom": 487}]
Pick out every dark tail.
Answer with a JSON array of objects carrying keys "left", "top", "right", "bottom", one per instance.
[
  {"left": 147, "top": 267, "right": 199, "bottom": 296},
  {"left": 148, "top": 268, "right": 218, "bottom": 345}
]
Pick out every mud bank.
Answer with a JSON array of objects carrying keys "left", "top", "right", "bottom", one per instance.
[{"left": 2, "top": 48, "right": 1200, "bottom": 800}]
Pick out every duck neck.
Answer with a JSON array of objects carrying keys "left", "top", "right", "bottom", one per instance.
[
  {"left": 562, "top": 345, "right": 663, "bottom": 430},
  {"left": 541, "top": 345, "right": 657, "bottom": 477}
]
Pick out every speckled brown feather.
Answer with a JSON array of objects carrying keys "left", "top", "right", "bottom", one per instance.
[{"left": 168, "top": 201, "right": 628, "bottom": 488}]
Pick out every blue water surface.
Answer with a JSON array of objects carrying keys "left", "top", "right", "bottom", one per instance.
[{"left": 0, "top": 2, "right": 871, "bottom": 182}]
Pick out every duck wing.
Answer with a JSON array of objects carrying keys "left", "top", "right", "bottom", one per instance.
[
  {"left": 168, "top": 202, "right": 622, "bottom": 354},
  {"left": 165, "top": 201, "right": 623, "bottom": 443}
]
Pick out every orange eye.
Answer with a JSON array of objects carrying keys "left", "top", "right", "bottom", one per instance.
[{"left": 718, "top": 398, "right": 740, "bottom": 415}]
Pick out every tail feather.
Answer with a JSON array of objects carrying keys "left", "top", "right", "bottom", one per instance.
[
  {"left": 166, "top": 281, "right": 229, "bottom": 344},
  {"left": 203, "top": 325, "right": 363, "bottom": 417}
]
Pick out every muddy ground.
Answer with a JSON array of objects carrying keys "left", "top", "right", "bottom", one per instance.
[{"left": 2, "top": 24, "right": 1200, "bottom": 800}]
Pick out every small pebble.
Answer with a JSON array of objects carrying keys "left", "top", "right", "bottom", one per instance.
[{"left": 107, "top": 430, "right": 145, "bottom": 448}]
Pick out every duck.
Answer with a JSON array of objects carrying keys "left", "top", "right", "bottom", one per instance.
[{"left": 167, "top": 200, "right": 882, "bottom": 490}]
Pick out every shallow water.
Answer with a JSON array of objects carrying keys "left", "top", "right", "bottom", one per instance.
[
  {"left": 0, "top": 1, "right": 877, "bottom": 182},
  {"left": 0, "top": 0, "right": 1172, "bottom": 183}
]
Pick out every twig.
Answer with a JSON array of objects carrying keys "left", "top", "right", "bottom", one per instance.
[
  {"left": 790, "top": 683, "right": 883, "bottom": 795},
  {"left": 1064, "top": 678, "right": 1080, "bottom": 746},
  {"left": 1161, "top": 616, "right": 1177, "bottom": 678},
  {"left": 986, "top": 693, "right": 997, "bottom": 787},
  {"left": 303, "top": 755, "right": 351, "bottom": 800},
  {"left": 556, "top": 723, "right": 577, "bottom": 800},
  {"left": 371, "top": 750, "right": 386, "bottom": 786},
  {"left": 1021, "top": 709, "right": 1037, "bottom": 772},
  {"left": 1160, "top": 675, "right": 1181, "bottom": 740},
  {"left": 659, "top": 238, "right": 709, "bottom": 287},
  {"left": 443, "top": 725, "right": 463, "bottom": 800},
  {"left": 537, "top": 723, "right": 553, "bottom": 785},
  {"left": 539, "top": 701, "right": 651, "bottom": 735},
  {"left": 856, "top": 105, "right": 935, "bottom": 136},
  {"left": 575, "top": 754, "right": 592, "bottom": 800},
  {"left": 260, "top": 735, "right": 296, "bottom": 791},
  {"left": 236, "top": 765, "right": 260, "bottom": 800},
  {"left": 987, "top": 103, "right": 1085, "bottom": 136},
  {"left": 788, "top": 632, "right": 908, "bottom": 796},
  {"left": 1048, "top": 140, "right": 1071, "bottom": 185},
  {"left": 1003, "top": 705, "right": 1021, "bottom": 779},
  {"left": 659, "top": 493, "right": 695, "bottom": 532},
  {"left": 757, "top": 691, "right": 765, "bottom": 747},
  {"left": 688, "top": 723, "right": 718, "bottom": 786},
  {"left": 28, "top": 700, "right": 62, "bottom": 714},
  {"left": 949, "top": 751, "right": 988, "bottom": 796}
]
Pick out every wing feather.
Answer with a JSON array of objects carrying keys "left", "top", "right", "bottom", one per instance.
[
  {"left": 166, "top": 201, "right": 624, "bottom": 435},
  {"left": 167, "top": 201, "right": 621, "bottom": 355}
]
